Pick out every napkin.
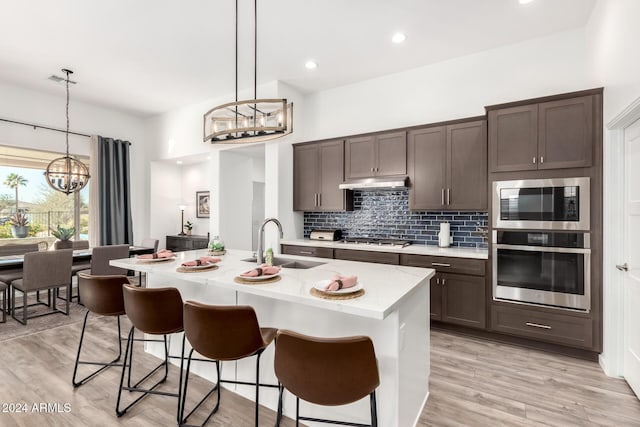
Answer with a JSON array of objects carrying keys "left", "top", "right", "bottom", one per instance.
[
  {"left": 181, "top": 256, "right": 221, "bottom": 267},
  {"left": 136, "top": 249, "right": 175, "bottom": 259},
  {"left": 324, "top": 274, "right": 358, "bottom": 292},
  {"left": 240, "top": 264, "right": 281, "bottom": 277}
]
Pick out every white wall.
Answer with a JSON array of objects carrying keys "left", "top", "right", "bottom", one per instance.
[
  {"left": 218, "top": 150, "right": 253, "bottom": 250},
  {"left": 181, "top": 161, "right": 210, "bottom": 235},
  {"left": 303, "top": 29, "right": 594, "bottom": 141},
  {"left": 0, "top": 81, "right": 149, "bottom": 244},
  {"left": 149, "top": 161, "right": 182, "bottom": 249},
  {"left": 585, "top": 0, "right": 640, "bottom": 377}
]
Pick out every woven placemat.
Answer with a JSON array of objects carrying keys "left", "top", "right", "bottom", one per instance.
[
  {"left": 176, "top": 265, "right": 219, "bottom": 273},
  {"left": 136, "top": 257, "right": 176, "bottom": 264},
  {"left": 310, "top": 287, "right": 365, "bottom": 300},
  {"left": 234, "top": 275, "right": 282, "bottom": 285}
]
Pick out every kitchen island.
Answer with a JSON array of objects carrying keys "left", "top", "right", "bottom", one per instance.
[{"left": 111, "top": 249, "right": 434, "bottom": 426}]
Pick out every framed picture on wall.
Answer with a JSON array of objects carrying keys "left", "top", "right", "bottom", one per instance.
[{"left": 196, "top": 191, "right": 210, "bottom": 218}]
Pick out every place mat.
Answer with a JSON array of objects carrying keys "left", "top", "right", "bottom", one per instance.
[
  {"left": 234, "top": 275, "right": 282, "bottom": 285},
  {"left": 310, "top": 287, "right": 365, "bottom": 300},
  {"left": 176, "top": 265, "right": 219, "bottom": 273}
]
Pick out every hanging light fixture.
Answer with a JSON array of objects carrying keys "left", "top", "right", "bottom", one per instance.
[
  {"left": 44, "top": 69, "right": 90, "bottom": 194},
  {"left": 203, "top": 0, "right": 293, "bottom": 144}
]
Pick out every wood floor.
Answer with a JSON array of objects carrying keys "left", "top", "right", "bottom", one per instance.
[{"left": 0, "top": 314, "right": 638, "bottom": 426}]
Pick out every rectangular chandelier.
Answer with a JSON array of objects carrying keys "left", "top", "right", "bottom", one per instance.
[{"left": 203, "top": 98, "right": 293, "bottom": 144}]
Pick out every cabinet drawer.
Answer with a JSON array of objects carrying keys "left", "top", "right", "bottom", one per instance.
[
  {"left": 400, "top": 254, "right": 485, "bottom": 276},
  {"left": 491, "top": 304, "right": 593, "bottom": 349},
  {"left": 334, "top": 249, "right": 399, "bottom": 265},
  {"left": 281, "top": 245, "right": 333, "bottom": 259}
]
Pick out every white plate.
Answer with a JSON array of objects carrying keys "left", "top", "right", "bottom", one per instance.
[
  {"left": 136, "top": 256, "right": 177, "bottom": 263},
  {"left": 238, "top": 272, "right": 280, "bottom": 281},
  {"left": 314, "top": 279, "right": 363, "bottom": 294},
  {"left": 180, "top": 262, "right": 219, "bottom": 270}
]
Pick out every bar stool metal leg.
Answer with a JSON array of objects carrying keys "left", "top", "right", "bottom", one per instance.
[{"left": 72, "top": 313, "right": 123, "bottom": 387}]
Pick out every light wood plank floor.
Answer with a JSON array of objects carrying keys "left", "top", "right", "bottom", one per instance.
[{"left": 0, "top": 314, "right": 639, "bottom": 426}]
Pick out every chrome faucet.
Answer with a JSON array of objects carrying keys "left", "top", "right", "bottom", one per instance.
[{"left": 257, "top": 218, "right": 283, "bottom": 264}]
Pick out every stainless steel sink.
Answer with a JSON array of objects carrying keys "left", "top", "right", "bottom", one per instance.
[{"left": 241, "top": 257, "right": 325, "bottom": 269}]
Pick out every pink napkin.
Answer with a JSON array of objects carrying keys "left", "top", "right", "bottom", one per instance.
[
  {"left": 241, "top": 264, "right": 281, "bottom": 277},
  {"left": 324, "top": 274, "right": 358, "bottom": 292},
  {"left": 136, "top": 249, "right": 175, "bottom": 259},
  {"left": 181, "top": 256, "right": 221, "bottom": 267}
]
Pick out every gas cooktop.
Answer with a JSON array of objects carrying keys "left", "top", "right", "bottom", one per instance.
[{"left": 339, "top": 237, "right": 412, "bottom": 247}]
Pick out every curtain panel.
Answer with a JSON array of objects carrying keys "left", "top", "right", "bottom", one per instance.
[{"left": 98, "top": 136, "right": 133, "bottom": 245}]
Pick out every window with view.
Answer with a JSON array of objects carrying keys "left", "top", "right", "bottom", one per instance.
[{"left": 0, "top": 145, "right": 89, "bottom": 243}]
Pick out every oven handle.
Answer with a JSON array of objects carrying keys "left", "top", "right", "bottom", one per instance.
[{"left": 495, "top": 244, "right": 591, "bottom": 254}]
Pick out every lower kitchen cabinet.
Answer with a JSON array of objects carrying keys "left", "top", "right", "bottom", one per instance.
[
  {"left": 333, "top": 249, "right": 400, "bottom": 265},
  {"left": 281, "top": 244, "right": 333, "bottom": 258},
  {"left": 431, "top": 273, "right": 486, "bottom": 329},
  {"left": 166, "top": 235, "right": 208, "bottom": 252}
]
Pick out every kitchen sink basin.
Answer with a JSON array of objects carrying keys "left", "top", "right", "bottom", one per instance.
[{"left": 241, "top": 257, "right": 325, "bottom": 269}]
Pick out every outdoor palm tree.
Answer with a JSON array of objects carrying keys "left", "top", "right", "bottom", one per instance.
[{"left": 3, "top": 173, "right": 28, "bottom": 213}]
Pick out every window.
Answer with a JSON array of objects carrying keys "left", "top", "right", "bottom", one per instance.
[{"left": 0, "top": 145, "right": 89, "bottom": 241}]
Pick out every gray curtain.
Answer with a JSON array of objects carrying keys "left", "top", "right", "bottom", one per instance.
[{"left": 98, "top": 136, "right": 133, "bottom": 245}]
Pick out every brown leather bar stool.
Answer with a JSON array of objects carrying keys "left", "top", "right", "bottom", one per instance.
[
  {"left": 274, "top": 330, "right": 380, "bottom": 427},
  {"left": 72, "top": 273, "right": 130, "bottom": 387},
  {"left": 0, "top": 281, "right": 7, "bottom": 323},
  {"left": 116, "top": 284, "right": 185, "bottom": 424},
  {"left": 180, "top": 301, "right": 278, "bottom": 427}
]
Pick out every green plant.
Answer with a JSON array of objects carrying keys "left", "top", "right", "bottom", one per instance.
[
  {"left": 3, "top": 173, "right": 28, "bottom": 213},
  {"left": 10, "top": 213, "right": 29, "bottom": 227},
  {"left": 184, "top": 221, "right": 194, "bottom": 231},
  {"left": 51, "top": 225, "right": 76, "bottom": 241}
]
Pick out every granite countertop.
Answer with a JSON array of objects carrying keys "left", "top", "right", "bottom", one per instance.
[{"left": 280, "top": 238, "right": 489, "bottom": 260}]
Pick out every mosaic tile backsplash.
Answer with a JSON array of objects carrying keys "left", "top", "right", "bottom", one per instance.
[{"left": 303, "top": 190, "right": 489, "bottom": 248}]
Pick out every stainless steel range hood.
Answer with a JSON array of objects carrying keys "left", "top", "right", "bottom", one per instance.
[{"left": 338, "top": 176, "right": 408, "bottom": 190}]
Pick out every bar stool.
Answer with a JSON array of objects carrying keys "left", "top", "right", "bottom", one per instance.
[
  {"left": 274, "top": 330, "right": 380, "bottom": 427},
  {"left": 72, "top": 273, "right": 130, "bottom": 387},
  {"left": 180, "top": 301, "right": 278, "bottom": 427},
  {"left": 0, "top": 281, "right": 7, "bottom": 323},
  {"left": 116, "top": 284, "right": 185, "bottom": 423}
]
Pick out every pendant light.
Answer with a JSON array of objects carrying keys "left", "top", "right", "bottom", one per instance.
[
  {"left": 44, "top": 69, "right": 90, "bottom": 194},
  {"left": 203, "top": 0, "right": 293, "bottom": 144}
]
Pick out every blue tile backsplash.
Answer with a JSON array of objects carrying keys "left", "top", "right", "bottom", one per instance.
[{"left": 303, "top": 190, "right": 488, "bottom": 248}]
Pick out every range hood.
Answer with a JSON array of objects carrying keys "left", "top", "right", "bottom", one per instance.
[{"left": 338, "top": 176, "right": 408, "bottom": 190}]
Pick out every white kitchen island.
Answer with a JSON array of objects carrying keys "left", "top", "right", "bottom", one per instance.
[{"left": 111, "top": 249, "right": 434, "bottom": 427}]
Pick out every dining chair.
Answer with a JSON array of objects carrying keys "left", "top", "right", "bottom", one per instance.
[
  {"left": 274, "top": 330, "right": 380, "bottom": 427},
  {"left": 180, "top": 301, "right": 278, "bottom": 427},
  {"left": 140, "top": 238, "right": 159, "bottom": 253},
  {"left": 0, "top": 281, "right": 7, "bottom": 323},
  {"left": 76, "top": 244, "right": 130, "bottom": 277},
  {"left": 0, "top": 244, "right": 47, "bottom": 315},
  {"left": 10, "top": 249, "right": 73, "bottom": 325}
]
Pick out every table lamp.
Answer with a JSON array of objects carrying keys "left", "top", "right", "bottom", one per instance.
[{"left": 178, "top": 204, "right": 187, "bottom": 235}]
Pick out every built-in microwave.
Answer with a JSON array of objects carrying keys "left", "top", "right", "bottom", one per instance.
[{"left": 493, "top": 177, "right": 590, "bottom": 231}]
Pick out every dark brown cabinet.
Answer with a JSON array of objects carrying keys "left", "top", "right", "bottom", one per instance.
[
  {"left": 489, "top": 96, "right": 593, "bottom": 172},
  {"left": 345, "top": 132, "right": 406, "bottom": 179},
  {"left": 166, "top": 235, "right": 208, "bottom": 252},
  {"left": 408, "top": 120, "right": 487, "bottom": 210},
  {"left": 293, "top": 140, "right": 352, "bottom": 211},
  {"left": 281, "top": 245, "right": 333, "bottom": 259}
]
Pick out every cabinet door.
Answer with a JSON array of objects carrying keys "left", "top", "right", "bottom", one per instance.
[
  {"left": 538, "top": 96, "right": 593, "bottom": 169},
  {"left": 318, "top": 140, "right": 347, "bottom": 210},
  {"left": 408, "top": 126, "right": 446, "bottom": 210},
  {"left": 489, "top": 105, "right": 538, "bottom": 172},
  {"left": 441, "top": 273, "right": 486, "bottom": 329},
  {"left": 430, "top": 276, "right": 443, "bottom": 321},
  {"left": 376, "top": 132, "right": 407, "bottom": 176},
  {"left": 345, "top": 135, "right": 376, "bottom": 179},
  {"left": 293, "top": 144, "right": 319, "bottom": 211},
  {"left": 447, "top": 120, "right": 487, "bottom": 210}
]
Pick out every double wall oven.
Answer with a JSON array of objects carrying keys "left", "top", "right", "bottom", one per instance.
[{"left": 492, "top": 177, "right": 591, "bottom": 311}]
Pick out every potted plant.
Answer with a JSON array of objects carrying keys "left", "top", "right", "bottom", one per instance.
[
  {"left": 10, "top": 213, "right": 30, "bottom": 238},
  {"left": 52, "top": 225, "right": 76, "bottom": 249},
  {"left": 184, "top": 221, "right": 194, "bottom": 236}
]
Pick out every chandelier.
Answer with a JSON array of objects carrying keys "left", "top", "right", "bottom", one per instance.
[
  {"left": 44, "top": 69, "right": 90, "bottom": 194},
  {"left": 203, "top": 0, "right": 293, "bottom": 144}
]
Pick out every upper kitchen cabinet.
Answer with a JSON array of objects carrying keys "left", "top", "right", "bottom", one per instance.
[
  {"left": 345, "top": 132, "right": 407, "bottom": 179},
  {"left": 408, "top": 119, "right": 487, "bottom": 210},
  {"left": 293, "top": 140, "right": 353, "bottom": 212},
  {"left": 488, "top": 94, "right": 594, "bottom": 172}
]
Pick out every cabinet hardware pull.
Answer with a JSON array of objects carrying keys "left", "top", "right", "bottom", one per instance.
[
  {"left": 441, "top": 278, "right": 446, "bottom": 285},
  {"left": 532, "top": 157, "right": 536, "bottom": 164},
  {"left": 431, "top": 262, "right": 451, "bottom": 267},
  {"left": 441, "top": 188, "right": 445, "bottom": 205},
  {"left": 525, "top": 322, "right": 552, "bottom": 330},
  {"left": 446, "top": 188, "right": 450, "bottom": 205},
  {"left": 375, "top": 167, "right": 379, "bottom": 172},
  {"left": 616, "top": 263, "right": 629, "bottom": 271},
  {"left": 299, "top": 251, "right": 313, "bottom": 255},
  {"left": 540, "top": 156, "right": 544, "bottom": 164},
  {"left": 318, "top": 193, "right": 322, "bottom": 206},
  {"left": 436, "top": 277, "right": 440, "bottom": 285},
  {"left": 371, "top": 167, "right": 374, "bottom": 172},
  {"left": 314, "top": 194, "right": 318, "bottom": 206}
]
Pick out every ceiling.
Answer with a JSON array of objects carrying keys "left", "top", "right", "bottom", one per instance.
[{"left": 0, "top": 0, "right": 596, "bottom": 118}]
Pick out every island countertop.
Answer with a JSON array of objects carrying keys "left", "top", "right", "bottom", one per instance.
[{"left": 111, "top": 248, "right": 434, "bottom": 320}]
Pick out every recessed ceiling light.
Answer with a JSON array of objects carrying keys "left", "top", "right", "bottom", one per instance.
[
  {"left": 176, "top": 160, "right": 183, "bottom": 165},
  {"left": 392, "top": 32, "right": 407, "bottom": 44},
  {"left": 305, "top": 60, "right": 318, "bottom": 69},
  {"left": 519, "top": 0, "right": 534, "bottom": 4}
]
